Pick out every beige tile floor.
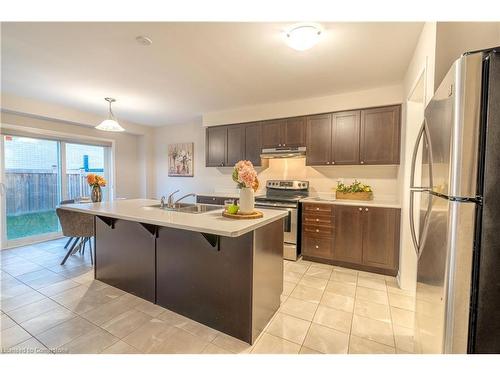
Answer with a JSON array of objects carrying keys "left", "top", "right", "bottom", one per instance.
[{"left": 1, "top": 238, "right": 416, "bottom": 354}]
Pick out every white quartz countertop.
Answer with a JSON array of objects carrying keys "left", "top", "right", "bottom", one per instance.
[
  {"left": 300, "top": 194, "right": 401, "bottom": 209},
  {"left": 60, "top": 199, "right": 287, "bottom": 237}
]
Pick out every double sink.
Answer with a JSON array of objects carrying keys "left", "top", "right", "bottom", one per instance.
[{"left": 145, "top": 202, "right": 222, "bottom": 214}]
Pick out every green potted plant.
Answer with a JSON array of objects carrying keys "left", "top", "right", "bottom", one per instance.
[{"left": 335, "top": 179, "right": 373, "bottom": 201}]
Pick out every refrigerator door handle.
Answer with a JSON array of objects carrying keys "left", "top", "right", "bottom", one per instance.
[
  {"left": 410, "top": 118, "right": 434, "bottom": 191},
  {"left": 409, "top": 118, "right": 434, "bottom": 257}
]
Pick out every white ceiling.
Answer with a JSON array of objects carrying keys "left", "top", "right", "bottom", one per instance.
[{"left": 1, "top": 22, "right": 423, "bottom": 127}]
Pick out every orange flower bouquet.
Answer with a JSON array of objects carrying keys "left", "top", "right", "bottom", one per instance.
[
  {"left": 87, "top": 173, "right": 106, "bottom": 202},
  {"left": 86, "top": 173, "right": 107, "bottom": 188}
]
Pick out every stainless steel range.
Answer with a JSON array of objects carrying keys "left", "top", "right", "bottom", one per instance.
[{"left": 255, "top": 180, "right": 309, "bottom": 261}]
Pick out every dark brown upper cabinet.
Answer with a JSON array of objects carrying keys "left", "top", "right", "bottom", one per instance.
[
  {"left": 206, "top": 124, "right": 243, "bottom": 167},
  {"left": 332, "top": 111, "right": 360, "bottom": 165},
  {"left": 206, "top": 104, "right": 400, "bottom": 167},
  {"left": 206, "top": 126, "right": 227, "bottom": 167},
  {"left": 261, "top": 119, "right": 285, "bottom": 148},
  {"left": 306, "top": 114, "right": 332, "bottom": 166},
  {"left": 244, "top": 122, "right": 262, "bottom": 166},
  {"left": 226, "top": 125, "right": 244, "bottom": 166},
  {"left": 283, "top": 117, "right": 306, "bottom": 147},
  {"left": 360, "top": 105, "right": 401, "bottom": 164},
  {"left": 261, "top": 117, "right": 306, "bottom": 148}
]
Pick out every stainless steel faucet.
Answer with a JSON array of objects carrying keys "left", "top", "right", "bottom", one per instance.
[
  {"left": 160, "top": 195, "right": 167, "bottom": 208},
  {"left": 166, "top": 190, "right": 180, "bottom": 208},
  {"left": 174, "top": 193, "right": 196, "bottom": 205}
]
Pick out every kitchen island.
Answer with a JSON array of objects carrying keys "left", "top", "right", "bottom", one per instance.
[{"left": 60, "top": 199, "right": 286, "bottom": 344}]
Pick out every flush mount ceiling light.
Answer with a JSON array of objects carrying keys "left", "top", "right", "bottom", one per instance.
[
  {"left": 285, "top": 24, "right": 322, "bottom": 51},
  {"left": 95, "top": 97, "right": 125, "bottom": 132},
  {"left": 136, "top": 35, "right": 153, "bottom": 46}
]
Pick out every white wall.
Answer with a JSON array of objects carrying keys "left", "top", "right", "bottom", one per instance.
[
  {"left": 398, "top": 22, "right": 437, "bottom": 291},
  {"left": 203, "top": 84, "right": 403, "bottom": 126},
  {"left": 0, "top": 94, "right": 155, "bottom": 199},
  {"left": 155, "top": 83, "right": 404, "bottom": 201},
  {"left": 435, "top": 22, "right": 500, "bottom": 89}
]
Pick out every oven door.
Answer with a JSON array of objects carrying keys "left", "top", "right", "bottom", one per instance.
[{"left": 254, "top": 201, "right": 298, "bottom": 260}]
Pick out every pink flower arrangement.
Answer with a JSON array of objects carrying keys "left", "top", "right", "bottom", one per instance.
[{"left": 232, "top": 160, "right": 259, "bottom": 192}]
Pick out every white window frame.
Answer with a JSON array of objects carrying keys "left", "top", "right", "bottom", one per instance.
[{"left": 0, "top": 123, "right": 116, "bottom": 249}]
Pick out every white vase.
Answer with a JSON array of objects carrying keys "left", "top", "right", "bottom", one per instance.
[{"left": 239, "top": 187, "right": 254, "bottom": 214}]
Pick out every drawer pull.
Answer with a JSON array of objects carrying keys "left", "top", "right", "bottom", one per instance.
[
  {"left": 365, "top": 208, "right": 369, "bottom": 211},
  {"left": 358, "top": 207, "right": 362, "bottom": 211},
  {"left": 316, "top": 218, "right": 319, "bottom": 222},
  {"left": 316, "top": 229, "right": 319, "bottom": 232},
  {"left": 316, "top": 207, "right": 320, "bottom": 211},
  {"left": 315, "top": 245, "right": 319, "bottom": 249}
]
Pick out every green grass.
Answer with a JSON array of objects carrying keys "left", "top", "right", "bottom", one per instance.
[{"left": 7, "top": 210, "right": 60, "bottom": 240}]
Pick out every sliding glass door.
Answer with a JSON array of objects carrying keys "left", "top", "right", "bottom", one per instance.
[
  {"left": 1, "top": 134, "right": 111, "bottom": 247},
  {"left": 64, "top": 143, "right": 110, "bottom": 202},
  {"left": 3, "top": 135, "right": 61, "bottom": 242}
]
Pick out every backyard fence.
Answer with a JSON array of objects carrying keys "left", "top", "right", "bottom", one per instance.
[{"left": 5, "top": 170, "right": 92, "bottom": 215}]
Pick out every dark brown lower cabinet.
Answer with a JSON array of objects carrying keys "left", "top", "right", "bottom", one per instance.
[
  {"left": 196, "top": 195, "right": 232, "bottom": 205},
  {"left": 302, "top": 235, "right": 333, "bottom": 260},
  {"left": 333, "top": 205, "right": 363, "bottom": 264},
  {"left": 361, "top": 207, "right": 400, "bottom": 271},
  {"left": 301, "top": 203, "right": 400, "bottom": 276}
]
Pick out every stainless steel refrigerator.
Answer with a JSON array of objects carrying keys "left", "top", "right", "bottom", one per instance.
[{"left": 410, "top": 47, "right": 500, "bottom": 354}]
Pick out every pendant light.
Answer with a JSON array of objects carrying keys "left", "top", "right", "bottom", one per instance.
[{"left": 95, "top": 97, "right": 125, "bottom": 132}]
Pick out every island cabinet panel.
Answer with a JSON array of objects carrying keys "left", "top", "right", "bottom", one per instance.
[
  {"left": 244, "top": 122, "right": 262, "bottom": 166},
  {"left": 283, "top": 117, "right": 306, "bottom": 147},
  {"left": 156, "top": 228, "right": 254, "bottom": 342},
  {"left": 261, "top": 119, "right": 286, "bottom": 148},
  {"left": 226, "top": 125, "right": 244, "bottom": 166},
  {"left": 360, "top": 105, "right": 401, "bottom": 164},
  {"left": 332, "top": 110, "right": 361, "bottom": 165},
  {"left": 94, "top": 217, "right": 156, "bottom": 302},
  {"left": 306, "top": 114, "right": 332, "bottom": 166},
  {"left": 333, "top": 205, "right": 364, "bottom": 264},
  {"left": 361, "top": 207, "right": 400, "bottom": 272},
  {"left": 155, "top": 218, "right": 283, "bottom": 344},
  {"left": 206, "top": 126, "right": 227, "bottom": 167}
]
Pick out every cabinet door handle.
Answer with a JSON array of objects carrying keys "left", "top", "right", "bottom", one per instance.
[
  {"left": 358, "top": 207, "right": 363, "bottom": 211},
  {"left": 316, "top": 229, "right": 319, "bottom": 232},
  {"left": 316, "top": 218, "right": 319, "bottom": 222},
  {"left": 316, "top": 207, "right": 320, "bottom": 211},
  {"left": 360, "top": 161, "right": 364, "bottom": 164},
  {"left": 212, "top": 197, "right": 216, "bottom": 201},
  {"left": 315, "top": 245, "right": 319, "bottom": 249},
  {"left": 283, "top": 143, "right": 286, "bottom": 146},
  {"left": 332, "top": 161, "right": 335, "bottom": 164},
  {"left": 365, "top": 208, "right": 369, "bottom": 211}
]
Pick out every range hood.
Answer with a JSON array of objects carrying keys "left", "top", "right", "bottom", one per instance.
[{"left": 260, "top": 146, "right": 306, "bottom": 159}]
